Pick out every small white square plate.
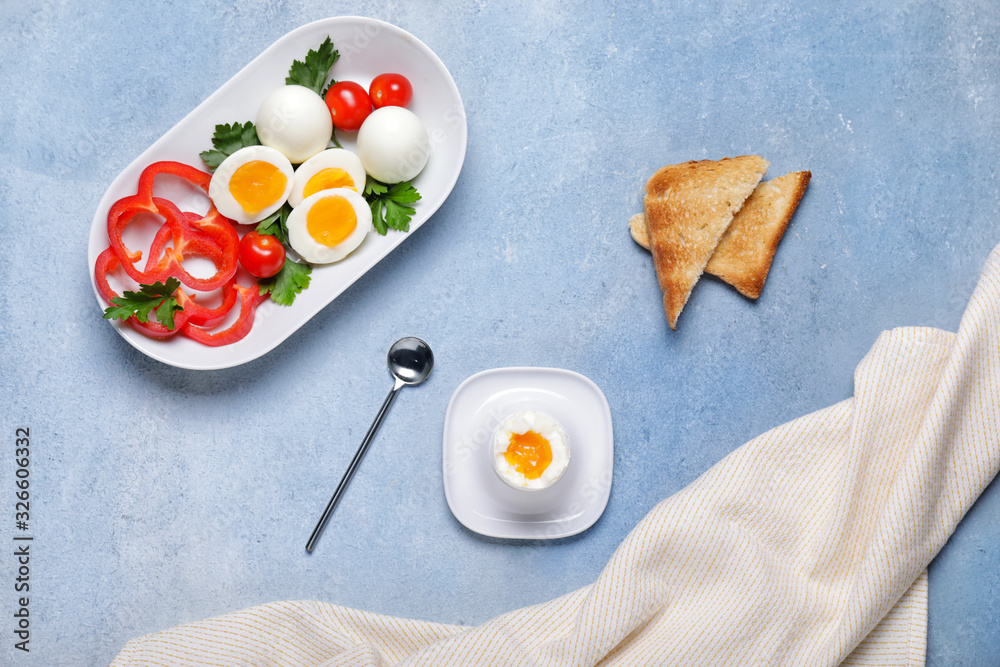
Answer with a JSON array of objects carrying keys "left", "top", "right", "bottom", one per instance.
[{"left": 443, "top": 367, "right": 614, "bottom": 539}]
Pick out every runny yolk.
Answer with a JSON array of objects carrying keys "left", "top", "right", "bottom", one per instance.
[
  {"left": 229, "top": 160, "right": 287, "bottom": 215},
  {"left": 303, "top": 168, "right": 356, "bottom": 198},
  {"left": 306, "top": 195, "right": 357, "bottom": 247},
  {"left": 505, "top": 430, "right": 553, "bottom": 480}
]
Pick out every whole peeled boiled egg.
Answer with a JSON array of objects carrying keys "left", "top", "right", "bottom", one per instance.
[
  {"left": 286, "top": 187, "right": 372, "bottom": 263},
  {"left": 256, "top": 85, "right": 333, "bottom": 164},
  {"left": 208, "top": 145, "right": 294, "bottom": 224},
  {"left": 356, "top": 106, "right": 430, "bottom": 183},
  {"left": 288, "top": 149, "right": 367, "bottom": 208}
]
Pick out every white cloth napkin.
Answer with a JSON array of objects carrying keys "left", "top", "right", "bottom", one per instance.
[{"left": 112, "top": 243, "right": 1000, "bottom": 666}]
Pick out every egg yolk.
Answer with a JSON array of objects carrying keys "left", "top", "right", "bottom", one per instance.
[
  {"left": 306, "top": 195, "right": 357, "bottom": 247},
  {"left": 505, "top": 430, "right": 552, "bottom": 480},
  {"left": 229, "top": 160, "right": 288, "bottom": 215},
  {"left": 303, "top": 168, "right": 357, "bottom": 198}
]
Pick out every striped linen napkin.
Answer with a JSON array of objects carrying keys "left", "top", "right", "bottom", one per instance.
[{"left": 112, "top": 243, "right": 1000, "bottom": 666}]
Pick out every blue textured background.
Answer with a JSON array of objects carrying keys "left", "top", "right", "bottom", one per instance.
[{"left": 2, "top": 1, "right": 999, "bottom": 664}]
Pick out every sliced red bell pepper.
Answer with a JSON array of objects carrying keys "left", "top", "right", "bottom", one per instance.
[
  {"left": 97, "top": 160, "right": 273, "bottom": 347},
  {"left": 174, "top": 283, "right": 240, "bottom": 328},
  {"left": 131, "top": 201, "right": 236, "bottom": 291},
  {"left": 180, "top": 284, "right": 268, "bottom": 347},
  {"left": 144, "top": 210, "right": 223, "bottom": 272},
  {"left": 107, "top": 162, "right": 238, "bottom": 292},
  {"left": 94, "top": 247, "right": 193, "bottom": 337},
  {"left": 107, "top": 161, "right": 210, "bottom": 263}
]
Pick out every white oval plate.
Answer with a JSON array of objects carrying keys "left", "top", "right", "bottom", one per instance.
[
  {"left": 87, "top": 17, "right": 467, "bottom": 370},
  {"left": 443, "top": 368, "right": 614, "bottom": 539}
]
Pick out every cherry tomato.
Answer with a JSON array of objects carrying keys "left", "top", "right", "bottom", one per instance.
[
  {"left": 239, "top": 231, "right": 285, "bottom": 278},
  {"left": 324, "top": 81, "right": 372, "bottom": 132},
  {"left": 369, "top": 73, "right": 413, "bottom": 109}
]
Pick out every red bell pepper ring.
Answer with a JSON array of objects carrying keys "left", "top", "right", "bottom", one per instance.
[
  {"left": 175, "top": 283, "right": 239, "bottom": 328},
  {"left": 180, "top": 284, "right": 268, "bottom": 347},
  {"left": 188, "top": 206, "right": 240, "bottom": 289},
  {"left": 107, "top": 161, "right": 210, "bottom": 262},
  {"left": 94, "top": 247, "right": 122, "bottom": 304},
  {"left": 134, "top": 203, "right": 234, "bottom": 291},
  {"left": 93, "top": 247, "right": 193, "bottom": 338},
  {"left": 107, "top": 161, "right": 238, "bottom": 292},
  {"left": 144, "top": 209, "right": 224, "bottom": 272}
]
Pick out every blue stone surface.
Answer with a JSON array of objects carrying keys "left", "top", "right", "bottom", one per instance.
[{"left": 1, "top": 1, "right": 998, "bottom": 664}]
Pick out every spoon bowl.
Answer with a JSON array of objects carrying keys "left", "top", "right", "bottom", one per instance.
[{"left": 388, "top": 337, "right": 434, "bottom": 385}]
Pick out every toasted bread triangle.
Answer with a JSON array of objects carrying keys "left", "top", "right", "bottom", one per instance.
[
  {"left": 631, "top": 170, "right": 810, "bottom": 300},
  {"left": 706, "top": 170, "right": 811, "bottom": 298},
  {"left": 643, "top": 156, "right": 769, "bottom": 329}
]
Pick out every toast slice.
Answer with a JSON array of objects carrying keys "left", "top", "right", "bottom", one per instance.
[
  {"left": 705, "top": 170, "right": 811, "bottom": 298},
  {"left": 643, "top": 156, "right": 769, "bottom": 329},
  {"left": 631, "top": 170, "right": 810, "bottom": 300}
]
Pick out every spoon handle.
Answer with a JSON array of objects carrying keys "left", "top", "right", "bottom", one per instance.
[{"left": 306, "top": 378, "right": 405, "bottom": 553}]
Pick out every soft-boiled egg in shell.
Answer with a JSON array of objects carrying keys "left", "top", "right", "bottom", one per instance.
[
  {"left": 208, "top": 145, "right": 294, "bottom": 224},
  {"left": 286, "top": 187, "right": 372, "bottom": 264},
  {"left": 491, "top": 410, "right": 571, "bottom": 490},
  {"left": 288, "top": 149, "right": 367, "bottom": 208}
]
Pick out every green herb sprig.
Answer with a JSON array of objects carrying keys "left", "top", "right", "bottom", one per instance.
[
  {"left": 363, "top": 177, "right": 422, "bottom": 235},
  {"left": 103, "top": 278, "right": 184, "bottom": 329},
  {"left": 258, "top": 259, "right": 312, "bottom": 306},
  {"left": 286, "top": 37, "right": 339, "bottom": 95},
  {"left": 256, "top": 202, "right": 293, "bottom": 245},
  {"left": 199, "top": 122, "right": 259, "bottom": 171}
]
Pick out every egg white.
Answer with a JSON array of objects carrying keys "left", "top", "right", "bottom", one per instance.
[
  {"left": 288, "top": 149, "right": 367, "bottom": 208},
  {"left": 256, "top": 85, "right": 333, "bottom": 164},
  {"left": 208, "top": 145, "right": 294, "bottom": 224},
  {"left": 356, "top": 106, "right": 430, "bottom": 184},
  {"left": 286, "top": 187, "right": 372, "bottom": 264},
  {"left": 491, "top": 410, "right": 571, "bottom": 490}
]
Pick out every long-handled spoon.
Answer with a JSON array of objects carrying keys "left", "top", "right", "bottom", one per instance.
[{"left": 305, "top": 337, "right": 434, "bottom": 553}]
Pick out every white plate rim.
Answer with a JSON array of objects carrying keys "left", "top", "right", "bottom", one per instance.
[
  {"left": 87, "top": 16, "right": 468, "bottom": 370},
  {"left": 442, "top": 366, "right": 614, "bottom": 540}
]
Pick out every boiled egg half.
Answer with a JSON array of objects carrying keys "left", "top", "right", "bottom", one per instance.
[
  {"left": 286, "top": 187, "right": 372, "bottom": 263},
  {"left": 288, "top": 149, "right": 367, "bottom": 208},
  {"left": 491, "top": 410, "right": 571, "bottom": 490},
  {"left": 208, "top": 145, "right": 294, "bottom": 224}
]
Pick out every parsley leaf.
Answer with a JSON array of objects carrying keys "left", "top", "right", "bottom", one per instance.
[
  {"left": 256, "top": 202, "right": 293, "bottom": 245},
  {"left": 103, "top": 278, "right": 184, "bottom": 329},
  {"left": 363, "top": 178, "right": 388, "bottom": 197},
  {"left": 258, "top": 259, "right": 312, "bottom": 306},
  {"left": 200, "top": 121, "right": 259, "bottom": 171},
  {"left": 363, "top": 176, "right": 421, "bottom": 235},
  {"left": 286, "top": 37, "right": 339, "bottom": 95}
]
